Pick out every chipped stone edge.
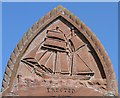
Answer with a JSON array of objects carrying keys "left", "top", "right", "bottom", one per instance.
[{"left": 1, "top": 5, "right": 118, "bottom": 95}]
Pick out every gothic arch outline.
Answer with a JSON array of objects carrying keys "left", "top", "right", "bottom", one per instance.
[{"left": 2, "top": 5, "right": 117, "bottom": 95}]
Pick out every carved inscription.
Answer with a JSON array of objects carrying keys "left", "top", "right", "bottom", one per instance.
[
  {"left": 47, "top": 87, "right": 75, "bottom": 94},
  {"left": 2, "top": 5, "right": 117, "bottom": 96}
]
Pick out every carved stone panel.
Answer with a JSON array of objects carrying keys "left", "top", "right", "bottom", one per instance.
[
  {"left": 2, "top": 6, "right": 118, "bottom": 96},
  {"left": 10, "top": 19, "right": 107, "bottom": 96}
]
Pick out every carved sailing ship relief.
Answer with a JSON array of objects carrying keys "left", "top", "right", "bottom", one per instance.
[
  {"left": 21, "top": 27, "right": 94, "bottom": 80},
  {"left": 2, "top": 6, "right": 118, "bottom": 96}
]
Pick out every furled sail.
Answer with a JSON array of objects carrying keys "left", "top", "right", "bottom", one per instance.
[{"left": 21, "top": 28, "right": 94, "bottom": 79}]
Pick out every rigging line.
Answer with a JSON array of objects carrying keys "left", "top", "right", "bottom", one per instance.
[
  {"left": 56, "top": 27, "right": 65, "bottom": 36},
  {"left": 63, "top": 34, "right": 68, "bottom": 42},
  {"left": 39, "top": 40, "right": 44, "bottom": 46},
  {"left": 25, "top": 40, "right": 44, "bottom": 56},
  {"left": 41, "top": 65, "right": 52, "bottom": 74},
  {"left": 75, "top": 44, "right": 85, "bottom": 53},
  {"left": 22, "top": 58, "right": 50, "bottom": 73},
  {"left": 37, "top": 64, "right": 52, "bottom": 73},
  {"left": 21, "top": 60, "right": 37, "bottom": 73},
  {"left": 66, "top": 33, "right": 71, "bottom": 38},
  {"left": 21, "top": 61, "right": 33, "bottom": 73},
  {"left": 69, "top": 40, "right": 75, "bottom": 52},
  {"left": 38, "top": 40, "right": 45, "bottom": 48},
  {"left": 37, "top": 50, "right": 48, "bottom": 62},
  {"left": 37, "top": 53, "right": 54, "bottom": 73},
  {"left": 44, "top": 52, "right": 53, "bottom": 66},
  {"left": 66, "top": 41, "right": 72, "bottom": 53},
  {"left": 22, "top": 60, "right": 47, "bottom": 73},
  {"left": 34, "top": 68, "right": 45, "bottom": 77},
  {"left": 76, "top": 53, "right": 93, "bottom": 72}
]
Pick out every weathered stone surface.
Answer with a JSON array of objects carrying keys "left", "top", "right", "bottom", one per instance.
[
  {"left": 3, "top": 73, "right": 10, "bottom": 83},
  {"left": 10, "top": 53, "right": 16, "bottom": 64},
  {"left": 22, "top": 34, "right": 28, "bottom": 46},
  {"left": 2, "top": 5, "right": 118, "bottom": 96},
  {"left": 7, "top": 60, "right": 14, "bottom": 71},
  {"left": 2, "top": 81, "right": 8, "bottom": 88},
  {"left": 17, "top": 40, "right": 23, "bottom": 51},
  {"left": 5, "top": 66, "right": 12, "bottom": 78}
]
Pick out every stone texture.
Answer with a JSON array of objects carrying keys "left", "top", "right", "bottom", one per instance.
[{"left": 2, "top": 5, "right": 118, "bottom": 96}]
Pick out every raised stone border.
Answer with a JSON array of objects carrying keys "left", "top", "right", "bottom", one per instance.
[{"left": 2, "top": 5, "right": 118, "bottom": 95}]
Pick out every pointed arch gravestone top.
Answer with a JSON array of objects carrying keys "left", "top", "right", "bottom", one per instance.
[{"left": 2, "top": 5, "right": 118, "bottom": 96}]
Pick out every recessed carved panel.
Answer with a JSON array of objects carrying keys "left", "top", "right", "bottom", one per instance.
[
  {"left": 2, "top": 6, "right": 117, "bottom": 96},
  {"left": 9, "top": 19, "right": 107, "bottom": 96}
]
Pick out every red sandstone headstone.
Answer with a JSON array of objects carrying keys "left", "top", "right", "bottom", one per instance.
[{"left": 2, "top": 5, "right": 118, "bottom": 96}]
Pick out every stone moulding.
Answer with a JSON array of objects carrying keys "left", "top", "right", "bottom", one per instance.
[{"left": 2, "top": 5, "right": 118, "bottom": 96}]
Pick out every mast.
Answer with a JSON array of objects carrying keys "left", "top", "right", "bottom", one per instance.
[{"left": 21, "top": 27, "right": 94, "bottom": 77}]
